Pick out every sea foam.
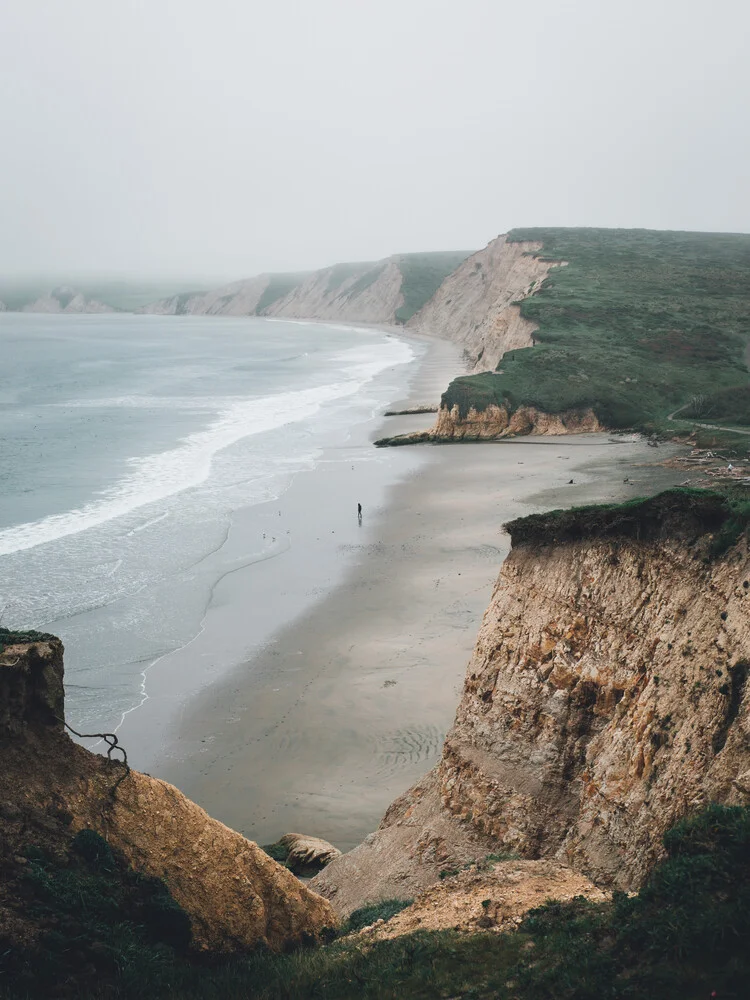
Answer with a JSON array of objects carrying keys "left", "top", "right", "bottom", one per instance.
[{"left": 0, "top": 339, "right": 413, "bottom": 557}]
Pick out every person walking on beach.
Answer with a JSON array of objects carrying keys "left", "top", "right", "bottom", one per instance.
[{"left": 357, "top": 502, "right": 362, "bottom": 522}]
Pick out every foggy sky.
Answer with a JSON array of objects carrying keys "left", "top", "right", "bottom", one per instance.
[{"left": 2, "top": 0, "right": 749, "bottom": 281}]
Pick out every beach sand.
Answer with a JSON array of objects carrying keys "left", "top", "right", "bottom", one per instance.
[{"left": 158, "top": 343, "right": 688, "bottom": 851}]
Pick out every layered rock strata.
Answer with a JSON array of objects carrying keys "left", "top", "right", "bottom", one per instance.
[
  {"left": 312, "top": 492, "right": 750, "bottom": 913},
  {"left": 375, "top": 403, "right": 602, "bottom": 445}
]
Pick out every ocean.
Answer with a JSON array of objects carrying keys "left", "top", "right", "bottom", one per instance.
[{"left": 0, "top": 313, "right": 421, "bottom": 754}]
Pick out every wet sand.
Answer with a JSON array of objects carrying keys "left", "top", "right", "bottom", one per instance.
[{"left": 161, "top": 413, "right": 686, "bottom": 849}]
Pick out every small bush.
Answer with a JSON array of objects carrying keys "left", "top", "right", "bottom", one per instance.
[{"left": 344, "top": 898, "right": 414, "bottom": 933}]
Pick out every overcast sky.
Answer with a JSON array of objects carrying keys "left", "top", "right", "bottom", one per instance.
[{"left": 2, "top": 0, "right": 749, "bottom": 280}]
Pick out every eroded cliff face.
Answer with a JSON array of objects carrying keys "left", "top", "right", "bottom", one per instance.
[
  {"left": 265, "top": 259, "right": 405, "bottom": 323},
  {"left": 374, "top": 404, "right": 602, "bottom": 446},
  {"left": 312, "top": 496, "right": 750, "bottom": 913},
  {"left": 0, "top": 635, "right": 336, "bottom": 953},
  {"left": 142, "top": 260, "right": 405, "bottom": 322},
  {"left": 141, "top": 276, "right": 271, "bottom": 316},
  {"left": 407, "top": 236, "right": 561, "bottom": 371}
]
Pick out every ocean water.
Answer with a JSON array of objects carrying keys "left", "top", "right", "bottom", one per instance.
[{"left": 0, "top": 313, "right": 419, "bottom": 738}]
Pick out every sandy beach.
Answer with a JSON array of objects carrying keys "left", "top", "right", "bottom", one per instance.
[{"left": 155, "top": 340, "right": 688, "bottom": 852}]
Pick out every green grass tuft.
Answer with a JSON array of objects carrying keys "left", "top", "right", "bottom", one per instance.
[{"left": 344, "top": 899, "right": 414, "bottom": 934}]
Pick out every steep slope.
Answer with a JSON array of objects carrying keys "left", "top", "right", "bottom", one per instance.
[
  {"left": 407, "top": 235, "right": 561, "bottom": 371},
  {"left": 0, "top": 632, "right": 336, "bottom": 956},
  {"left": 312, "top": 490, "right": 750, "bottom": 914},
  {"left": 142, "top": 275, "right": 272, "bottom": 316},
  {"left": 141, "top": 251, "right": 471, "bottom": 324},
  {"left": 430, "top": 228, "right": 750, "bottom": 439}
]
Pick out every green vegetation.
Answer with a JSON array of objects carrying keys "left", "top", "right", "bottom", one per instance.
[
  {"left": 0, "top": 805, "right": 750, "bottom": 1000},
  {"left": 254, "top": 273, "right": 312, "bottom": 314},
  {"left": 442, "top": 228, "right": 750, "bottom": 429},
  {"left": 344, "top": 899, "right": 414, "bottom": 933},
  {"left": 344, "top": 262, "right": 387, "bottom": 300},
  {"left": 324, "top": 261, "right": 377, "bottom": 296},
  {"left": 395, "top": 251, "right": 472, "bottom": 323},
  {"left": 6, "top": 805, "right": 750, "bottom": 998},
  {"left": 260, "top": 841, "right": 290, "bottom": 864},
  {"left": 0, "top": 627, "right": 57, "bottom": 653},
  {"left": 2, "top": 830, "right": 191, "bottom": 998},
  {"left": 504, "top": 487, "right": 750, "bottom": 557},
  {"left": 682, "top": 383, "right": 750, "bottom": 425}
]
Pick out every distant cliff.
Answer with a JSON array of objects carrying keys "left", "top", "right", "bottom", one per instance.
[
  {"left": 0, "top": 632, "right": 335, "bottom": 961},
  {"left": 21, "top": 285, "right": 114, "bottom": 314},
  {"left": 140, "top": 251, "right": 471, "bottom": 324},
  {"left": 312, "top": 490, "right": 750, "bottom": 914}
]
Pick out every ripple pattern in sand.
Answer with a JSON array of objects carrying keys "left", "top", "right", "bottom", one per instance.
[{"left": 372, "top": 724, "right": 445, "bottom": 777}]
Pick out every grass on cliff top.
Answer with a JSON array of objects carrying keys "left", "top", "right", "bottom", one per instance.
[
  {"left": 395, "top": 250, "right": 472, "bottom": 323},
  {"left": 442, "top": 227, "right": 750, "bottom": 430},
  {"left": 504, "top": 486, "right": 750, "bottom": 557},
  {"left": 254, "top": 273, "right": 312, "bottom": 314},
  {"left": 0, "top": 627, "right": 58, "bottom": 653},
  {"left": 6, "top": 805, "right": 750, "bottom": 1000}
]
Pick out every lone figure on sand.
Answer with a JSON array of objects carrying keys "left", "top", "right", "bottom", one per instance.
[{"left": 357, "top": 502, "right": 362, "bottom": 521}]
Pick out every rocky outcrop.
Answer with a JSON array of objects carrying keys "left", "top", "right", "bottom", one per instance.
[
  {"left": 279, "top": 833, "right": 342, "bottom": 875},
  {"left": 407, "top": 236, "right": 562, "bottom": 371},
  {"left": 0, "top": 632, "right": 336, "bottom": 954},
  {"left": 21, "top": 287, "right": 114, "bottom": 313},
  {"left": 358, "top": 859, "right": 606, "bottom": 940},
  {"left": 312, "top": 492, "right": 750, "bottom": 911},
  {"left": 374, "top": 403, "right": 602, "bottom": 446}
]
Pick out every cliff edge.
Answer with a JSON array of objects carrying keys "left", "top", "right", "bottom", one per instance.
[
  {"left": 406, "top": 235, "right": 561, "bottom": 372},
  {"left": 0, "top": 632, "right": 336, "bottom": 956},
  {"left": 312, "top": 490, "right": 750, "bottom": 914}
]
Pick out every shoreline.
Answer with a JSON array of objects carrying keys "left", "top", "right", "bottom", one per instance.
[
  {"left": 159, "top": 419, "right": 688, "bottom": 849},
  {"left": 113, "top": 334, "right": 466, "bottom": 772}
]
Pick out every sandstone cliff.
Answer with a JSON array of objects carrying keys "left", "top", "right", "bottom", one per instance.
[
  {"left": 312, "top": 491, "right": 750, "bottom": 914},
  {"left": 0, "top": 632, "right": 336, "bottom": 954},
  {"left": 21, "top": 286, "right": 114, "bottom": 314},
  {"left": 406, "top": 236, "right": 562, "bottom": 372},
  {"left": 263, "top": 260, "right": 404, "bottom": 323},
  {"left": 375, "top": 402, "right": 602, "bottom": 445},
  {"left": 141, "top": 276, "right": 271, "bottom": 316},
  {"left": 141, "top": 252, "right": 470, "bottom": 325}
]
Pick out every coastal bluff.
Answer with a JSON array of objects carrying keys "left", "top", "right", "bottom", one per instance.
[
  {"left": 0, "top": 632, "right": 336, "bottom": 955},
  {"left": 312, "top": 490, "right": 750, "bottom": 915}
]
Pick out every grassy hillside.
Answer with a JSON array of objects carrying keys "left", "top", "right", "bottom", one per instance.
[
  {"left": 255, "top": 272, "right": 313, "bottom": 314},
  {"left": 5, "top": 804, "right": 749, "bottom": 998},
  {"left": 395, "top": 250, "right": 472, "bottom": 323},
  {"left": 442, "top": 228, "right": 750, "bottom": 431}
]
